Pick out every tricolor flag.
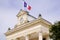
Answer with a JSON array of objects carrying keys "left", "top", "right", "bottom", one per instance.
[{"left": 24, "top": 1, "right": 31, "bottom": 10}]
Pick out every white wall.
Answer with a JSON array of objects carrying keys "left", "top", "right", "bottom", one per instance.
[
  {"left": 6, "top": 24, "right": 49, "bottom": 40},
  {"left": 27, "top": 15, "right": 36, "bottom": 22}
]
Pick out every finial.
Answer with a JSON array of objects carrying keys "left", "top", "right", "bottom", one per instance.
[
  {"left": 8, "top": 28, "right": 11, "bottom": 30},
  {"left": 20, "top": 9, "right": 22, "bottom": 11},
  {"left": 39, "top": 14, "right": 42, "bottom": 17}
]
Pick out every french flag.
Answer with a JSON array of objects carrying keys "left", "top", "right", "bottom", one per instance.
[{"left": 24, "top": 1, "right": 31, "bottom": 10}]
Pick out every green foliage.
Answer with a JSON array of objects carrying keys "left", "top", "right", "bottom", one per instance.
[{"left": 50, "top": 21, "right": 60, "bottom": 40}]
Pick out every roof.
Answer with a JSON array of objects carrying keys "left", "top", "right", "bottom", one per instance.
[
  {"left": 27, "top": 13, "right": 37, "bottom": 19},
  {"left": 5, "top": 17, "right": 52, "bottom": 36}
]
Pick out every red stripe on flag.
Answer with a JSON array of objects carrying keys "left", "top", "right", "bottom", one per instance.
[{"left": 27, "top": 5, "right": 31, "bottom": 10}]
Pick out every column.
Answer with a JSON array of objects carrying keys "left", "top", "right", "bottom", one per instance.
[
  {"left": 11, "top": 38, "right": 16, "bottom": 40},
  {"left": 25, "top": 35, "right": 29, "bottom": 40},
  {"left": 46, "top": 36, "right": 50, "bottom": 40},
  {"left": 15, "top": 38, "right": 20, "bottom": 40},
  {"left": 39, "top": 32, "right": 42, "bottom": 40}
]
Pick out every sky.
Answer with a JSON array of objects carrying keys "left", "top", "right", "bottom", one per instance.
[{"left": 0, "top": 0, "right": 60, "bottom": 40}]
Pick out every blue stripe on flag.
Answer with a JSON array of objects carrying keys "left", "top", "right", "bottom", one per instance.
[{"left": 24, "top": 2, "right": 27, "bottom": 7}]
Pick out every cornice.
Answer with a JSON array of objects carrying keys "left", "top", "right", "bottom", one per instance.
[
  {"left": 27, "top": 13, "right": 37, "bottom": 19},
  {"left": 5, "top": 18, "right": 52, "bottom": 36}
]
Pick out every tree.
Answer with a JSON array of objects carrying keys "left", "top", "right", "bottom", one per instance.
[{"left": 50, "top": 21, "right": 60, "bottom": 40}]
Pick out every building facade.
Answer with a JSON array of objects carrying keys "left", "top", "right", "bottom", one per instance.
[{"left": 5, "top": 10, "right": 52, "bottom": 40}]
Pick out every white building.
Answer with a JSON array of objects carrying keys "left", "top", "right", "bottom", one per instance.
[{"left": 5, "top": 9, "right": 52, "bottom": 40}]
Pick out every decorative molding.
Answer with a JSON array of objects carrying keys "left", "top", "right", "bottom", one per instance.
[{"left": 5, "top": 18, "right": 52, "bottom": 36}]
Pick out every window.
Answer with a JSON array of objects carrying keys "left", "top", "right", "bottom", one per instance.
[{"left": 43, "top": 38, "right": 46, "bottom": 40}]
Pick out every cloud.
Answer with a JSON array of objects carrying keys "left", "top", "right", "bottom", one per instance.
[
  {"left": 0, "top": 34, "right": 6, "bottom": 40},
  {"left": 0, "top": 0, "right": 22, "bottom": 9},
  {"left": 0, "top": 0, "right": 60, "bottom": 40},
  {"left": 0, "top": 0, "right": 10, "bottom": 7}
]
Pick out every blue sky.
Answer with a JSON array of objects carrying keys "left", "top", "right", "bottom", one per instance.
[{"left": 0, "top": 0, "right": 60, "bottom": 40}]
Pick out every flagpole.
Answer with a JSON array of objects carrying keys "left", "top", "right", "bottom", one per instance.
[
  {"left": 23, "top": 0, "right": 25, "bottom": 10},
  {"left": 23, "top": 0, "right": 25, "bottom": 2}
]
